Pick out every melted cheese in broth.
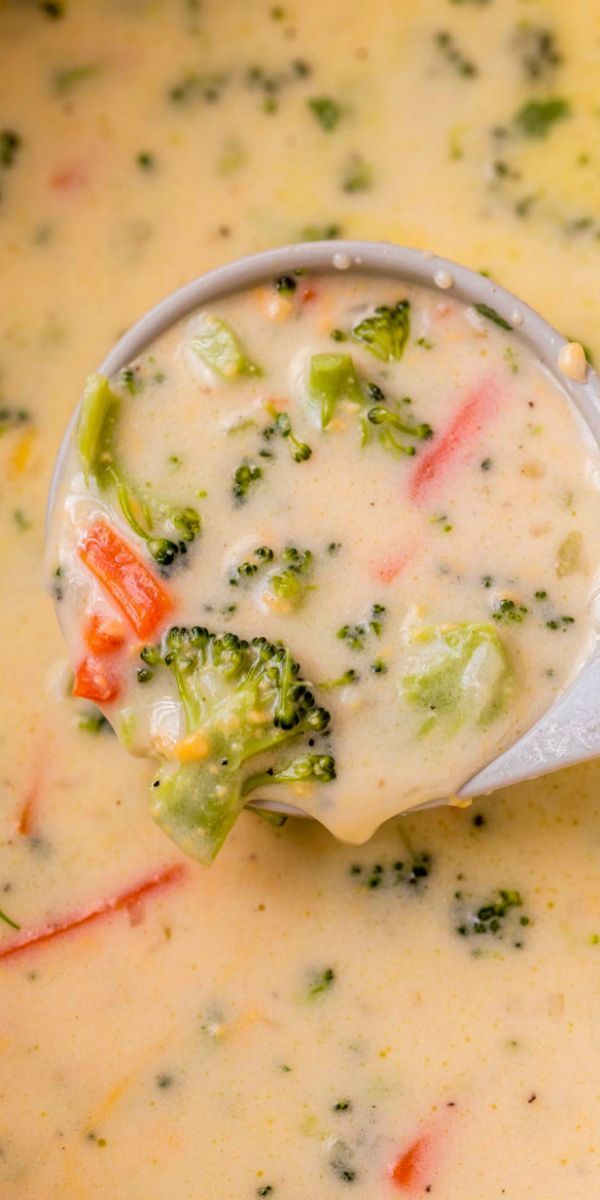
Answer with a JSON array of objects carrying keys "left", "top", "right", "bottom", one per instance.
[{"left": 3, "top": 1, "right": 600, "bottom": 1196}]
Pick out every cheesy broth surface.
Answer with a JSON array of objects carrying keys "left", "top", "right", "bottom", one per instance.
[{"left": 3, "top": 1, "right": 600, "bottom": 1197}]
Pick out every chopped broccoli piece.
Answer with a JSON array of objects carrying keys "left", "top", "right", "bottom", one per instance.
[
  {"left": 190, "top": 314, "right": 260, "bottom": 379},
  {"left": 337, "top": 603, "right": 386, "bottom": 650},
  {"left": 474, "top": 303, "right": 513, "bottom": 331},
  {"left": 352, "top": 300, "right": 410, "bottom": 362},
  {"left": 400, "top": 621, "right": 513, "bottom": 735},
  {"left": 318, "top": 668, "right": 360, "bottom": 689},
  {"left": 308, "top": 353, "right": 363, "bottom": 427},
  {"left": 307, "top": 966, "right": 336, "bottom": 998},
  {"left": 513, "top": 96, "right": 570, "bottom": 138},
  {"left": 77, "top": 373, "right": 201, "bottom": 567},
  {"left": 455, "top": 887, "right": 530, "bottom": 947},
  {"left": 243, "top": 753, "right": 336, "bottom": 794},
  {"left": 267, "top": 547, "right": 313, "bottom": 608},
  {"left": 144, "top": 628, "right": 334, "bottom": 863},
  {"left": 492, "top": 598, "right": 528, "bottom": 623},
  {"left": 365, "top": 404, "right": 433, "bottom": 457},
  {"left": 308, "top": 96, "right": 343, "bottom": 131},
  {"left": 232, "top": 459, "right": 263, "bottom": 502},
  {"left": 264, "top": 407, "right": 312, "bottom": 461}
]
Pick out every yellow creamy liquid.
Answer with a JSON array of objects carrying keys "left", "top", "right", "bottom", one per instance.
[{"left": 2, "top": 1, "right": 600, "bottom": 1196}]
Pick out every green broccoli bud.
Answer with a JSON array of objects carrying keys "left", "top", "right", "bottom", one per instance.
[
  {"left": 232, "top": 459, "right": 263, "bottom": 502},
  {"left": 243, "top": 753, "right": 336, "bottom": 795},
  {"left": 143, "top": 628, "right": 334, "bottom": 863},
  {"left": 352, "top": 299, "right": 410, "bottom": 362},
  {"left": 267, "top": 547, "right": 314, "bottom": 608}
]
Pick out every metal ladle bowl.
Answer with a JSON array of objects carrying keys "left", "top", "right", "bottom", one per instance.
[{"left": 47, "top": 240, "right": 600, "bottom": 821}]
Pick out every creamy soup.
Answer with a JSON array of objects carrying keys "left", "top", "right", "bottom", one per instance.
[
  {"left": 52, "top": 273, "right": 600, "bottom": 856},
  {"left": 4, "top": 0, "right": 600, "bottom": 1197}
]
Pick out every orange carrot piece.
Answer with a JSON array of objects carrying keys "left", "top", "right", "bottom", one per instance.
[
  {"left": 78, "top": 520, "right": 173, "bottom": 639},
  {"left": 299, "top": 282, "right": 317, "bottom": 303},
  {"left": 389, "top": 1133, "right": 432, "bottom": 1192},
  {"left": 73, "top": 653, "right": 121, "bottom": 703},
  {"left": 83, "top": 612, "right": 127, "bottom": 654},
  {"left": 408, "top": 378, "right": 499, "bottom": 504},
  {"left": 0, "top": 863, "right": 186, "bottom": 961}
]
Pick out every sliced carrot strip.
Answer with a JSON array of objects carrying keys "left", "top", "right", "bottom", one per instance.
[
  {"left": 0, "top": 863, "right": 186, "bottom": 961},
  {"left": 408, "top": 378, "right": 499, "bottom": 504},
  {"left": 73, "top": 653, "right": 121, "bottom": 703},
  {"left": 83, "top": 612, "right": 127, "bottom": 654},
  {"left": 78, "top": 520, "right": 173, "bottom": 639}
]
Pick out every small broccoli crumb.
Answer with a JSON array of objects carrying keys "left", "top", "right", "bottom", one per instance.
[
  {"left": 307, "top": 966, "right": 335, "bottom": 998},
  {"left": 308, "top": 96, "right": 344, "bottom": 131}
]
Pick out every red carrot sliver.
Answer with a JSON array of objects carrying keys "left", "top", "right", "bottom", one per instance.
[
  {"left": 73, "top": 653, "right": 121, "bottom": 703},
  {"left": 0, "top": 863, "right": 186, "bottom": 961},
  {"left": 374, "top": 545, "right": 415, "bottom": 584},
  {"left": 389, "top": 1133, "right": 434, "bottom": 1192},
  {"left": 408, "top": 378, "right": 499, "bottom": 505},
  {"left": 78, "top": 520, "right": 173, "bottom": 640}
]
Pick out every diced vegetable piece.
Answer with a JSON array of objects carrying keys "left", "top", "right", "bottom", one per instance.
[
  {"left": 352, "top": 300, "right": 410, "bottom": 362},
  {"left": 408, "top": 379, "right": 498, "bottom": 503},
  {"left": 142, "top": 627, "right": 333, "bottom": 864},
  {"left": 556, "top": 530, "right": 584, "bottom": 577},
  {"left": 400, "top": 621, "right": 513, "bottom": 735},
  {"left": 190, "top": 314, "right": 260, "bottom": 379},
  {"left": 0, "top": 864, "right": 185, "bottom": 961},
  {"left": 83, "top": 612, "right": 126, "bottom": 654},
  {"left": 389, "top": 1133, "right": 432, "bottom": 1191},
  {"left": 307, "top": 353, "right": 363, "bottom": 427},
  {"left": 73, "top": 653, "right": 121, "bottom": 703},
  {"left": 78, "top": 371, "right": 120, "bottom": 485},
  {"left": 78, "top": 521, "right": 173, "bottom": 639},
  {"left": 77, "top": 374, "right": 201, "bottom": 566}
]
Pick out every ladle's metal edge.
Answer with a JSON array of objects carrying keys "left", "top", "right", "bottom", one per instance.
[{"left": 47, "top": 239, "right": 600, "bottom": 821}]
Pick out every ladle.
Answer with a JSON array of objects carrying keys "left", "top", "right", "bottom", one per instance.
[{"left": 46, "top": 241, "right": 600, "bottom": 821}]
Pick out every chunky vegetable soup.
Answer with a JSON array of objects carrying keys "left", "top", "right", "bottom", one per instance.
[
  {"left": 3, "top": 1, "right": 600, "bottom": 1197},
  {"left": 53, "top": 274, "right": 600, "bottom": 858}
]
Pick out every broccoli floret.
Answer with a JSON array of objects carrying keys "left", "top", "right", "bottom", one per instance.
[
  {"left": 77, "top": 373, "right": 201, "bottom": 568},
  {"left": 365, "top": 404, "right": 433, "bottom": 457},
  {"left": 267, "top": 547, "right": 313, "bottom": 608},
  {"left": 243, "top": 753, "right": 336, "bottom": 794},
  {"left": 232, "top": 459, "right": 263, "bottom": 502},
  {"left": 264, "top": 408, "right": 312, "bottom": 462},
  {"left": 190, "top": 313, "right": 260, "bottom": 379},
  {"left": 142, "top": 627, "right": 334, "bottom": 863},
  {"left": 337, "top": 603, "right": 386, "bottom": 650},
  {"left": 352, "top": 300, "right": 410, "bottom": 362}
]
